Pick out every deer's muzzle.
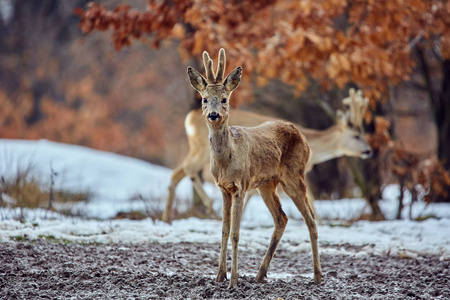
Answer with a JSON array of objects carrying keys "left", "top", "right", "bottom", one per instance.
[
  {"left": 208, "top": 112, "right": 221, "bottom": 122},
  {"left": 361, "top": 150, "right": 373, "bottom": 159}
]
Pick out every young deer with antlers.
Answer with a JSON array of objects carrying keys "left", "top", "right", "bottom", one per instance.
[
  {"left": 162, "top": 88, "right": 371, "bottom": 222},
  {"left": 187, "top": 48, "right": 321, "bottom": 287}
]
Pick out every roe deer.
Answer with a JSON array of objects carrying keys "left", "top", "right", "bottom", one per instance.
[
  {"left": 186, "top": 48, "right": 322, "bottom": 287},
  {"left": 162, "top": 88, "right": 371, "bottom": 223}
]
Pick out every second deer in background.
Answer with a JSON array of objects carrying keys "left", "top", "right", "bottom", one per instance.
[{"left": 162, "top": 88, "right": 371, "bottom": 223}]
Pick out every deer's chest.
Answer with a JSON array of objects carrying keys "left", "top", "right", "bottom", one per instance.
[{"left": 211, "top": 159, "right": 245, "bottom": 195}]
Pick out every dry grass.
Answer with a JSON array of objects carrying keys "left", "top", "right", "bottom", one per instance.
[
  {"left": 1, "top": 166, "right": 91, "bottom": 221},
  {"left": 124, "top": 193, "right": 218, "bottom": 223},
  {"left": 126, "top": 193, "right": 164, "bottom": 223}
]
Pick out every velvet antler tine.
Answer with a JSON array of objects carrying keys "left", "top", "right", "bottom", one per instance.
[
  {"left": 357, "top": 92, "right": 369, "bottom": 129},
  {"left": 343, "top": 88, "right": 356, "bottom": 123},
  {"left": 203, "top": 51, "right": 215, "bottom": 84},
  {"left": 343, "top": 88, "right": 362, "bottom": 129},
  {"left": 216, "top": 48, "right": 226, "bottom": 83},
  {"left": 343, "top": 88, "right": 370, "bottom": 131},
  {"left": 342, "top": 88, "right": 355, "bottom": 106},
  {"left": 361, "top": 96, "right": 369, "bottom": 120},
  {"left": 352, "top": 90, "right": 362, "bottom": 128}
]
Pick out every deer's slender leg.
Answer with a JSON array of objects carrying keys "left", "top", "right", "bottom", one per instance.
[
  {"left": 255, "top": 181, "right": 287, "bottom": 282},
  {"left": 184, "top": 149, "right": 214, "bottom": 214},
  {"left": 229, "top": 191, "right": 244, "bottom": 288},
  {"left": 216, "top": 190, "right": 231, "bottom": 283},
  {"left": 191, "top": 173, "right": 214, "bottom": 214},
  {"left": 282, "top": 176, "right": 322, "bottom": 284},
  {"left": 305, "top": 177, "right": 321, "bottom": 225},
  {"left": 163, "top": 149, "right": 210, "bottom": 223},
  {"left": 162, "top": 166, "right": 187, "bottom": 223}
]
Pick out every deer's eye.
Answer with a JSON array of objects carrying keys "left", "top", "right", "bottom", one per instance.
[
  {"left": 354, "top": 135, "right": 361, "bottom": 140},
  {"left": 202, "top": 98, "right": 208, "bottom": 104},
  {"left": 222, "top": 98, "right": 227, "bottom": 104}
]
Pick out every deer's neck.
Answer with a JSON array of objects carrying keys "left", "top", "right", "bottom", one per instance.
[
  {"left": 207, "top": 121, "right": 233, "bottom": 166},
  {"left": 305, "top": 125, "right": 344, "bottom": 166}
]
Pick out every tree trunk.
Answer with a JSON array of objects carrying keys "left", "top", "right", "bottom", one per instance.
[
  {"left": 416, "top": 45, "right": 450, "bottom": 201},
  {"left": 435, "top": 60, "right": 450, "bottom": 201},
  {"left": 396, "top": 179, "right": 404, "bottom": 220},
  {"left": 409, "top": 186, "right": 418, "bottom": 220},
  {"left": 416, "top": 46, "right": 450, "bottom": 170},
  {"left": 436, "top": 60, "right": 450, "bottom": 171},
  {"left": 362, "top": 158, "right": 386, "bottom": 221},
  {"left": 346, "top": 157, "right": 385, "bottom": 221}
]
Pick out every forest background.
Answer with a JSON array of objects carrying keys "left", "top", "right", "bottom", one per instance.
[{"left": 1, "top": 0, "right": 449, "bottom": 220}]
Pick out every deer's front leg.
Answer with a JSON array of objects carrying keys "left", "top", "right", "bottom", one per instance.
[
  {"left": 216, "top": 191, "right": 231, "bottom": 283},
  {"left": 229, "top": 191, "right": 244, "bottom": 288}
]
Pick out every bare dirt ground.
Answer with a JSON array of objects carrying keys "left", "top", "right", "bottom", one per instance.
[{"left": 1, "top": 241, "right": 449, "bottom": 299}]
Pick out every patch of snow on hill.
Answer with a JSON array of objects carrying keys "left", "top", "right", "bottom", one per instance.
[{"left": 1, "top": 139, "right": 450, "bottom": 260}]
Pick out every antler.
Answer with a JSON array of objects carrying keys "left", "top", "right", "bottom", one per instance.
[
  {"left": 202, "top": 48, "right": 226, "bottom": 84},
  {"left": 216, "top": 48, "right": 226, "bottom": 83},
  {"left": 202, "top": 51, "right": 215, "bottom": 84},
  {"left": 342, "top": 88, "right": 369, "bottom": 131}
]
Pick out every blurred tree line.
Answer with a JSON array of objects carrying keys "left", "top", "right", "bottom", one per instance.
[
  {"left": 0, "top": 0, "right": 187, "bottom": 164},
  {"left": 1, "top": 0, "right": 449, "bottom": 219}
]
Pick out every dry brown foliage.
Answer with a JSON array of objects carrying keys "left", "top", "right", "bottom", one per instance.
[
  {"left": 420, "top": 161, "right": 450, "bottom": 203},
  {"left": 76, "top": 0, "right": 450, "bottom": 105},
  {"left": 365, "top": 115, "right": 450, "bottom": 206}
]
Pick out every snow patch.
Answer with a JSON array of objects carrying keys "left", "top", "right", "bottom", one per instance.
[{"left": 0, "top": 139, "right": 450, "bottom": 260}]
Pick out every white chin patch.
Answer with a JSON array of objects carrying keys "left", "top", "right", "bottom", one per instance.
[{"left": 361, "top": 153, "right": 370, "bottom": 159}]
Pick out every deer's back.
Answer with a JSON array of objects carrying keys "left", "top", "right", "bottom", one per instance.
[
  {"left": 186, "top": 108, "right": 320, "bottom": 146},
  {"left": 234, "top": 120, "right": 309, "bottom": 158}
]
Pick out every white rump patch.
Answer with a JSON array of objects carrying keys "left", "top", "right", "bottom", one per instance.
[{"left": 185, "top": 115, "right": 196, "bottom": 137}]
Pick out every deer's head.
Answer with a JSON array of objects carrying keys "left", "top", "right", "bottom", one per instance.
[
  {"left": 187, "top": 48, "right": 242, "bottom": 127},
  {"left": 336, "top": 88, "right": 373, "bottom": 159}
]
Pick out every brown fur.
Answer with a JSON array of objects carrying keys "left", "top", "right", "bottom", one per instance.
[{"left": 185, "top": 48, "right": 322, "bottom": 288}]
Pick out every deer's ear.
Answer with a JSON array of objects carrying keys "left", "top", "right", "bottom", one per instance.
[
  {"left": 224, "top": 67, "right": 242, "bottom": 93},
  {"left": 187, "top": 67, "right": 207, "bottom": 93}
]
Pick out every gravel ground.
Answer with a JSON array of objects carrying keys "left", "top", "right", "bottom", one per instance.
[{"left": 1, "top": 241, "right": 449, "bottom": 299}]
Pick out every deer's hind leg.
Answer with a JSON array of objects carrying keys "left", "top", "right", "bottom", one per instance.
[
  {"left": 162, "top": 166, "right": 187, "bottom": 223},
  {"left": 163, "top": 148, "right": 209, "bottom": 223},
  {"left": 281, "top": 175, "right": 322, "bottom": 284},
  {"left": 183, "top": 151, "right": 215, "bottom": 214},
  {"left": 255, "top": 180, "right": 288, "bottom": 282}
]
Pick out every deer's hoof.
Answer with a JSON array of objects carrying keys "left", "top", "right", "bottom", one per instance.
[
  {"left": 215, "top": 272, "right": 227, "bottom": 283},
  {"left": 228, "top": 279, "right": 238, "bottom": 289},
  {"left": 256, "top": 266, "right": 267, "bottom": 282},
  {"left": 255, "top": 272, "right": 266, "bottom": 283},
  {"left": 314, "top": 273, "right": 322, "bottom": 284}
]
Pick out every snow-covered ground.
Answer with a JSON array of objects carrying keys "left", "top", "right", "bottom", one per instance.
[{"left": 1, "top": 139, "right": 449, "bottom": 260}]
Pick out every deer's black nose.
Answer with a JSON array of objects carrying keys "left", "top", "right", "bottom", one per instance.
[
  {"left": 362, "top": 150, "right": 373, "bottom": 158},
  {"left": 208, "top": 112, "right": 220, "bottom": 121}
]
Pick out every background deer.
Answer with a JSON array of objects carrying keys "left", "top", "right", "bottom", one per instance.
[
  {"left": 187, "top": 48, "right": 321, "bottom": 287},
  {"left": 162, "top": 88, "right": 371, "bottom": 223}
]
